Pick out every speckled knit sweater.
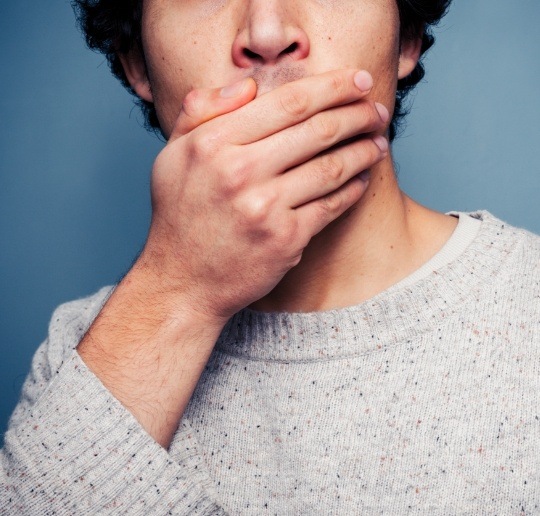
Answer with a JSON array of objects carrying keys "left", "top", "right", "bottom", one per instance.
[{"left": 1, "top": 211, "right": 539, "bottom": 515}]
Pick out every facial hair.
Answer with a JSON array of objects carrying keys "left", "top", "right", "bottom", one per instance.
[{"left": 249, "top": 64, "right": 307, "bottom": 96}]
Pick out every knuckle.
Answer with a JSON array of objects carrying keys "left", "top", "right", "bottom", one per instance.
[
  {"left": 310, "top": 115, "right": 339, "bottom": 144},
  {"left": 319, "top": 193, "right": 342, "bottom": 215},
  {"left": 151, "top": 148, "right": 176, "bottom": 191},
  {"left": 181, "top": 89, "right": 202, "bottom": 119},
  {"left": 290, "top": 253, "right": 303, "bottom": 268},
  {"left": 354, "top": 139, "right": 380, "bottom": 166},
  {"left": 290, "top": 252, "right": 303, "bottom": 268},
  {"left": 273, "top": 218, "right": 297, "bottom": 247},
  {"left": 189, "top": 131, "right": 219, "bottom": 159},
  {"left": 329, "top": 73, "right": 348, "bottom": 99},
  {"left": 239, "top": 191, "right": 275, "bottom": 224},
  {"left": 279, "top": 86, "right": 309, "bottom": 118},
  {"left": 326, "top": 193, "right": 343, "bottom": 213},
  {"left": 219, "top": 158, "right": 251, "bottom": 195},
  {"left": 318, "top": 153, "right": 344, "bottom": 183}
]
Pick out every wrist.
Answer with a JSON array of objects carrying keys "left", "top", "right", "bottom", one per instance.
[{"left": 126, "top": 251, "right": 230, "bottom": 335}]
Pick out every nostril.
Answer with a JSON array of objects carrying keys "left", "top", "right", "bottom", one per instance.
[
  {"left": 244, "top": 42, "right": 298, "bottom": 61},
  {"left": 243, "top": 48, "right": 262, "bottom": 60},
  {"left": 233, "top": 36, "right": 308, "bottom": 68},
  {"left": 280, "top": 42, "right": 298, "bottom": 56}
]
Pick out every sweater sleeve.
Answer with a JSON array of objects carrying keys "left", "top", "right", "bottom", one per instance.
[{"left": 0, "top": 288, "right": 226, "bottom": 515}]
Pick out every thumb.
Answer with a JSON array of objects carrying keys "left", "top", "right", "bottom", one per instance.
[{"left": 169, "top": 78, "right": 257, "bottom": 141}]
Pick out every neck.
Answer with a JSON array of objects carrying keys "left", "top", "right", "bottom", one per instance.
[{"left": 251, "top": 152, "right": 458, "bottom": 312}]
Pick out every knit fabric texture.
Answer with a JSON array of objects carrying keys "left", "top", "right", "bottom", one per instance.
[{"left": 1, "top": 211, "right": 539, "bottom": 515}]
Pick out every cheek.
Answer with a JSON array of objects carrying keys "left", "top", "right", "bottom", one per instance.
[
  {"left": 315, "top": 21, "right": 400, "bottom": 97},
  {"left": 142, "top": 15, "right": 235, "bottom": 134},
  {"left": 311, "top": 1, "right": 400, "bottom": 68},
  {"left": 145, "top": 56, "right": 189, "bottom": 135}
]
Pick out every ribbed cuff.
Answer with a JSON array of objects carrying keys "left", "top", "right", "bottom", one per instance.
[{"left": 3, "top": 349, "right": 226, "bottom": 515}]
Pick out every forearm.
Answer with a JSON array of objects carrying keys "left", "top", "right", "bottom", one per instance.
[
  {"left": 77, "top": 260, "right": 226, "bottom": 448},
  {"left": 75, "top": 69, "right": 384, "bottom": 449}
]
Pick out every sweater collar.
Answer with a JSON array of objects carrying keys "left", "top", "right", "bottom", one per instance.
[{"left": 216, "top": 211, "right": 516, "bottom": 362}]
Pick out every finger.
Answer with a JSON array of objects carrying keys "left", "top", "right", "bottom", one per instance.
[
  {"left": 295, "top": 173, "right": 370, "bottom": 239},
  {"left": 279, "top": 135, "right": 387, "bottom": 208},
  {"left": 169, "top": 78, "right": 258, "bottom": 142},
  {"left": 251, "top": 99, "right": 388, "bottom": 177},
  {"left": 210, "top": 69, "right": 376, "bottom": 145}
]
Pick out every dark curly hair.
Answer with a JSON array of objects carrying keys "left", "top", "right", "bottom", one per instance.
[{"left": 72, "top": 0, "right": 452, "bottom": 141}]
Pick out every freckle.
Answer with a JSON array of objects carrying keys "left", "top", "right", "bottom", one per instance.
[
  {"left": 193, "top": 40, "right": 198, "bottom": 45},
  {"left": 328, "top": 36, "right": 332, "bottom": 41}
]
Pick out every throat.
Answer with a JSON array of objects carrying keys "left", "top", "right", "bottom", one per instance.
[{"left": 250, "top": 167, "right": 458, "bottom": 313}]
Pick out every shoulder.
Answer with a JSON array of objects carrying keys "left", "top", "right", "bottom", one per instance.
[
  {"left": 471, "top": 210, "right": 540, "bottom": 262},
  {"left": 467, "top": 210, "right": 540, "bottom": 296}
]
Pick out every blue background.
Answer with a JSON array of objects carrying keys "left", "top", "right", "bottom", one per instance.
[{"left": 1, "top": 1, "right": 539, "bottom": 443}]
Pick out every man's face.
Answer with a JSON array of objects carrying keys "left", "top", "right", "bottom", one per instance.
[{"left": 136, "top": 0, "right": 409, "bottom": 137}]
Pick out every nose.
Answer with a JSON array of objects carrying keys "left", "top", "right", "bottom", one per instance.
[{"left": 232, "top": 0, "right": 310, "bottom": 68}]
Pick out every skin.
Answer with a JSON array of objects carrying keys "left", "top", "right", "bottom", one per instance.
[{"left": 78, "top": 0, "right": 458, "bottom": 447}]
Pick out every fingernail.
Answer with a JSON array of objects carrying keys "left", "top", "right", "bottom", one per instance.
[
  {"left": 375, "top": 102, "right": 390, "bottom": 123},
  {"left": 373, "top": 135, "right": 388, "bottom": 153},
  {"left": 220, "top": 79, "right": 248, "bottom": 98},
  {"left": 354, "top": 71, "right": 373, "bottom": 92},
  {"left": 358, "top": 170, "right": 371, "bottom": 183}
]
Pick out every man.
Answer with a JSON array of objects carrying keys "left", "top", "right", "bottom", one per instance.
[{"left": 1, "top": 0, "right": 539, "bottom": 513}]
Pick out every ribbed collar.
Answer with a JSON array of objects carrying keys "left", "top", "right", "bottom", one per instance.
[{"left": 216, "top": 211, "right": 518, "bottom": 362}]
